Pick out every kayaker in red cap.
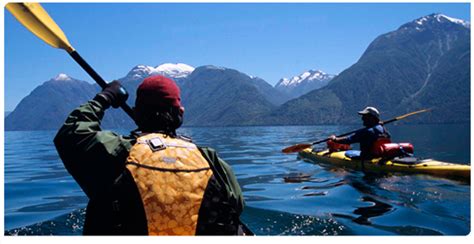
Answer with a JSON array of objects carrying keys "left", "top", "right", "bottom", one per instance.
[
  {"left": 328, "top": 106, "right": 391, "bottom": 159},
  {"left": 54, "top": 76, "right": 251, "bottom": 235}
]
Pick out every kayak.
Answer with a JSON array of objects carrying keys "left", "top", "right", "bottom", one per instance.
[{"left": 298, "top": 149, "right": 470, "bottom": 181}]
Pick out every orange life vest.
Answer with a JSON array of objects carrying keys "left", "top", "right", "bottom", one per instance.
[{"left": 125, "top": 133, "right": 213, "bottom": 235}]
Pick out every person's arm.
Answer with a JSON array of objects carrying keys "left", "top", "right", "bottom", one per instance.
[
  {"left": 329, "top": 131, "right": 363, "bottom": 145},
  {"left": 198, "top": 147, "right": 250, "bottom": 234},
  {"left": 198, "top": 147, "right": 244, "bottom": 212},
  {"left": 54, "top": 82, "right": 132, "bottom": 199}
]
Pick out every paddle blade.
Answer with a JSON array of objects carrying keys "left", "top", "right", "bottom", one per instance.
[
  {"left": 6, "top": 3, "right": 74, "bottom": 53},
  {"left": 282, "top": 143, "right": 312, "bottom": 154}
]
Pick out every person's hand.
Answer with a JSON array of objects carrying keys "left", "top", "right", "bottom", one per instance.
[
  {"left": 96, "top": 81, "right": 129, "bottom": 108},
  {"left": 328, "top": 135, "right": 336, "bottom": 141}
]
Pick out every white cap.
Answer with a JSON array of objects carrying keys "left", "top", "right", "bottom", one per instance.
[{"left": 358, "top": 106, "right": 380, "bottom": 118}]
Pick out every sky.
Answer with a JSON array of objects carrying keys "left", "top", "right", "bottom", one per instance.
[{"left": 3, "top": 2, "right": 471, "bottom": 111}]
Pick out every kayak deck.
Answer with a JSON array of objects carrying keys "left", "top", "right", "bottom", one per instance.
[{"left": 298, "top": 149, "right": 470, "bottom": 181}]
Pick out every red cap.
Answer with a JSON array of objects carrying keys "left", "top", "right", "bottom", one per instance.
[{"left": 135, "top": 75, "right": 181, "bottom": 109}]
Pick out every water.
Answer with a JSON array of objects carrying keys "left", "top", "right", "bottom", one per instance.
[{"left": 4, "top": 124, "right": 470, "bottom": 235}]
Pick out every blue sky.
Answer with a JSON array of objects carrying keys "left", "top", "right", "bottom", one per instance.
[{"left": 4, "top": 2, "right": 470, "bottom": 111}]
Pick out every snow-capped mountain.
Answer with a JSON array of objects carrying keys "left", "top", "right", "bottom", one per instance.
[
  {"left": 52, "top": 73, "right": 73, "bottom": 81},
  {"left": 122, "top": 63, "right": 195, "bottom": 82},
  {"left": 154, "top": 63, "right": 195, "bottom": 78},
  {"left": 276, "top": 70, "right": 334, "bottom": 88},
  {"left": 399, "top": 13, "right": 470, "bottom": 32},
  {"left": 264, "top": 13, "right": 469, "bottom": 125},
  {"left": 275, "top": 69, "right": 335, "bottom": 98}
]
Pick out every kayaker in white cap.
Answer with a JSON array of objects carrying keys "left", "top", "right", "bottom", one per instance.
[{"left": 328, "top": 106, "right": 391, "bottom": 159}]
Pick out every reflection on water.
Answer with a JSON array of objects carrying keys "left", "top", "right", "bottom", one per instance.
[
  {"left": 352, "top": 196, "right": 393, "bottom": 225},
  {"left": 4, "top": 124, "right": 471, "bottom": 235}
]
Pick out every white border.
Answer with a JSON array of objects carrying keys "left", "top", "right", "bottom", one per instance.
[{"left": 1, "top": 1, "right": 472, "bottom": 244}]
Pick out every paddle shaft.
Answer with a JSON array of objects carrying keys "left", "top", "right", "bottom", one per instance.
[
  {"left": 69, "top": 51, "right": 135, "bottom": 120},
  {"left": 311, "top": 117, "right": 400, "bottom": 146}
]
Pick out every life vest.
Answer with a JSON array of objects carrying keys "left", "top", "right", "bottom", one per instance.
[{"left": 125, "top": 133, "right": 213, "bottom": 235}]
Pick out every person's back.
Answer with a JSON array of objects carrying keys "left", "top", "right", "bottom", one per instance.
[
  {"left": 54, "top": 75, "right": 248, "bottom": 235},
  {"left": 346, "top": 123, "right": 390, "bottom": 158}
]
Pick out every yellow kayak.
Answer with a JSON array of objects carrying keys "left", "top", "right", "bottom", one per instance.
[{"left": 298, "top": 149, "right": 470, "bottom": 181}]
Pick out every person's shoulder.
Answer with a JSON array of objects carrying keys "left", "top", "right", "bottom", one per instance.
[
  {"left": 178, "top": 134, "right": 193, "bottom": 143},
  {"left": 197, "top": 146, "right": 231, "bottom": 167},
  {"left": 363, "top": 125, "right": 382, "bottom": 135},
  {"left": 197, "top": 146, "right": 220, "bottom": 161},
  {"left": 370, "top": 124, "right": 386, "bottom": 134},
  {"left": 374, "top": 124, "right": 384, "bottom": 130}
]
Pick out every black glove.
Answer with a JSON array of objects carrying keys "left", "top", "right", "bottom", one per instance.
[{"left": 94, "top": 80, "right": 129, "bottom": 109}]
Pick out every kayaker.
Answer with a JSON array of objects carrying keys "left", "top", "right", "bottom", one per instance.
[
  {"left": 54, "top": 75, "right": 250, "bottom": 235},
  {"left": 328, "top": 106, "right": 391, "bottom": 159}
]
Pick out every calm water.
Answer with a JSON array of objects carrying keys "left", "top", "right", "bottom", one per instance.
[{"left": 4, "top": 124, "right": 471, "bottom": 235}]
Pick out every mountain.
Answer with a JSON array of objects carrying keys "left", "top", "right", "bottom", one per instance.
[
  {"left": 250, "top": 76, "right": 291, "bottom": 105},
  {"left": 5, "top": 64, "right": 280, "bottom": 130},
  {"left": 110, "top": 64, "right": 281, "bottom": 127},
  {"left": 397, "top": 34, "right": 470, "bottom": 123},
  {"left": 275, "top": 69, "right": 335, "bottom": 99},
  {"left": 180, "top": 66, "right": 276, "bottom": 126},
  {"left": 104, "top": 65, "right": 280, "bottom": 127},
  {"left": 5, "top": 74, "right": 98, "bottom": 131},
  {"left": 261, "top": 13, "right": 470, "bottom": 125}
]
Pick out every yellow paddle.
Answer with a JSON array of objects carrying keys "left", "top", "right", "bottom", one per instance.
[
  {"left": 282, "top": 109, "right": 431, "bottom": 154},
  {"left": 6, "top": 3, "right": 135, "bottom": 120}
]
